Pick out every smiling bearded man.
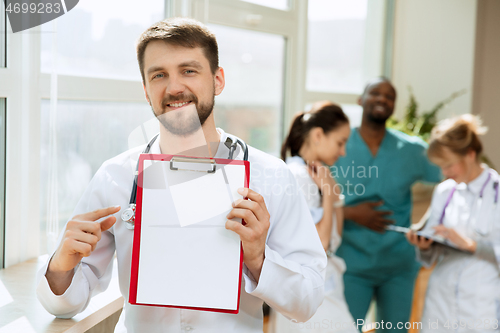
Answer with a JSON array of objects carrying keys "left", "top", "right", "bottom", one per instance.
[{"left": 36, "top": 17, "right": 327, "bottom": 333}]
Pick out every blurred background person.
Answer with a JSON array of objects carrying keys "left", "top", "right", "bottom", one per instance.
[
  {"left": 270, "top": 103, "right": 357, "bottom": 333},
  {"left": 334, "top": 77, "right": 442, "bottom": 332},
  {"left": 407, "top": 114, "right": 499, "bottom": 333}
]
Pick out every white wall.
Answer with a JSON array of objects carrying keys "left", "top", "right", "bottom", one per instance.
[
  {"left": 472, "top": 0, "right": 500, "bottom": 168},
  {"left": 391, "top": 0, "right": 477, "bottom": 120}
]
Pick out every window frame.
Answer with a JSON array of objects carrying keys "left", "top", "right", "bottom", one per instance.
[
  {"left": 0, "top": 0, "right": 6, "bottom": 268},
  {"left": 184, "top": 0, "right": 307, "bottom": 142},
  {"left": 0, "top": 99, "right": 5, "bottom": 269},
  {"left": 0, "top": 20, "right": 42, "bottom": 268}
]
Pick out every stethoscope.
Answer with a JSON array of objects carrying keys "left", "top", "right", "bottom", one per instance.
[
  {"left": 439, "top": 170, "right": 499, "bottom": 236},
  {"left": 121, "top": 133, "right": 249, "bottom": 229}
]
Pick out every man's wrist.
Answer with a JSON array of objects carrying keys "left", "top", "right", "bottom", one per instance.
[
  {"left": 47, "top": 253, "right": 75, "bottom": 275},
  {"left": 245, "top": 254, "right": 265, "bottom": 282},
  {"left": 343, "top": 205, "right": 356, "bottom": 220},
  {"left": 46, "top": 257, "right": 76, "bottom": 296}
]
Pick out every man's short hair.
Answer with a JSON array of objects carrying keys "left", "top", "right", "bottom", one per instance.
[
  {"left": 361, "top": 76, "right": 396, "bottom": 97},
  {"left": 137, "top": 18, "right": 219, "bottom": 83}
]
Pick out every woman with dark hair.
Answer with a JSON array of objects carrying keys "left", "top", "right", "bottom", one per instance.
[
  {"left": 406, "top": 114, "right": 500, "bottom": 332},
  {"left": 271, "top": 103, "right": 357, "bottom": 333}
]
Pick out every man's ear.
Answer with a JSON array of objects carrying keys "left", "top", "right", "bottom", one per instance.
[
  {"left": 357, "top": 96, "right": 362, "bottom": 106},
  {"left": 214, "top": 67, "right": 225, "bottom": 96}
]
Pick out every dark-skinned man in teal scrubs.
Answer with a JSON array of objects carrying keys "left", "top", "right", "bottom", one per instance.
[{"left": 333, "top": 77, "right": 442, "bottom": 332}]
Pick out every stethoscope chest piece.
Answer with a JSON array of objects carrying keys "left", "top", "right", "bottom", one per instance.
[{"left": 121, "top": 204, "right": 136, "bottom": 230}]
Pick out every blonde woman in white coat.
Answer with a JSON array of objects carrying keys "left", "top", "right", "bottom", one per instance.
[
  {"left": 407, "top": 114, "right": 500, "bottom": 332},
  {"left": 270, "top": 102, "right": 358, "bottom": 333}
]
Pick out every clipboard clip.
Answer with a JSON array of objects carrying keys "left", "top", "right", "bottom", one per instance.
[{"left": 170, "top": 156, "right": 217, "bottom": 173}]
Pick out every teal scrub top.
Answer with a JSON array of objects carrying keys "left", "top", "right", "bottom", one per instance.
[{"left": 333, "top": 128, "right": 442, "bottom": 278}]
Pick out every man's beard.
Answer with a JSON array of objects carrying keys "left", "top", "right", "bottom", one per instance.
[
  {"left": 152, "top": 92, "right": 215, "bottom": 137},
  {"left": 366, "top": 105, "right": 392, "bottom": 125},
  {"left": 366, "top": 112, "right": 390, "bottom": 125}
]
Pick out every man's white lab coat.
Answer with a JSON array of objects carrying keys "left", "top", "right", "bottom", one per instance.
[{"left": 36, "top": 128, "right": 327, "bottom": 333}]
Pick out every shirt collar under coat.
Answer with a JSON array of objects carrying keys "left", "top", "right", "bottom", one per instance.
[{"left": 148, "top": 128, "right": 235, "bottom": 159}]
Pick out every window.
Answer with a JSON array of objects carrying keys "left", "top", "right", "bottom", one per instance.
[
  {"left": 3, "top": 0, "right": 392, "bottom": 266},
  {"left": 304, "top": 0, "right": 390, "bottom": 126},
  {"left": 307, "top": 0, "right": 368, "bottom": 93},
  {"left": 40, "top": 0, "right": 164, "bottom": 80},
  {"left": 241, "top": 0, "right": 289, "bottom": 11},
  {"left": 209, "top": 24, "right": 285, "bottom": 155},
  {"left": 40, "top": 100, "right": 154, "bottom": 254},
  {"left": 38, "top": 0, "right": 164, "bottom": 255}
]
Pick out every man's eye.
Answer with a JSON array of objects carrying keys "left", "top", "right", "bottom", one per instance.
[
  {"left": 185, "top": 70, "right": 196, "bottom": 74},
  {"left": 153, "top": 73, "right": 164, "bottom": 79}
]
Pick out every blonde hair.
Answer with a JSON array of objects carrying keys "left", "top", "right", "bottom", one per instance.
[{"left": 428, "top": 114, "right": 487, "bottom": 160}]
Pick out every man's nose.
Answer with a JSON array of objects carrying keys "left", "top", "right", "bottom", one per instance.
[
  {"left": 166, "top": 75, "right": 186, "bottom": 96},
  {"left": 376, "top": 94, "right": 388, "bottom": 104}
]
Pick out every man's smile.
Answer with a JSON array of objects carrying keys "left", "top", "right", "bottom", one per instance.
[
  {"left": 373, "top": 105, "right": 388, "bottom": 113},
  {"left": 165, "top": 101, "right": 193, "bottom": 110}
]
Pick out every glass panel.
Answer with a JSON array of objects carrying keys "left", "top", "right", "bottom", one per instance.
[
  {"left": 0, "top": 0, "right": 5, "bottom": 67},
  {"left": 39, "top": 100, "right": 155, "bottom": 254},
  {"left": 241, "top": 0, "right": 289, "bottom": 10},
  {"left": 40, "top": 0, "right": 164, "bottom": 80},
  {"left": 304, "top": 102, "right": 363, "bottom": 128},
  {"left": 340, "top": 104, "right": 363, "bottom": 128},
  {"left": 307, "top": 0, "right": 368, "bottom": 93},
  {"left": 0, "top": 99, "right": 5, "bottom": 268},
  {"left": 208, "top": 24, "right": 285, "bottom": 156}
]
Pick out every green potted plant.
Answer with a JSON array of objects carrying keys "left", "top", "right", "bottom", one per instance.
[
  {"left": 387, "top": 88, "right": 467, "bottom": 203},
  {"left": 387, "top": 87, "right": 467, "bottom": 142}
]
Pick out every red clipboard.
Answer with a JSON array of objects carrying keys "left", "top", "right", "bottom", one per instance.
[{"left": 129, "top": 154, "right": 250, "bottom": 314}]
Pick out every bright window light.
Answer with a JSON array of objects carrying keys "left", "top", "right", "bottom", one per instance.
[
  {"left": 241, "top": 0, "right": 289, "bottom": 11},
  {"left": 307, "top": 0, "right": 369, "bottom": 93}
]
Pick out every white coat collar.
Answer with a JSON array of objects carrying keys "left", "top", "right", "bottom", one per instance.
[{"left": 286, "top": 155, "right": 305, "bottom": 165}]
